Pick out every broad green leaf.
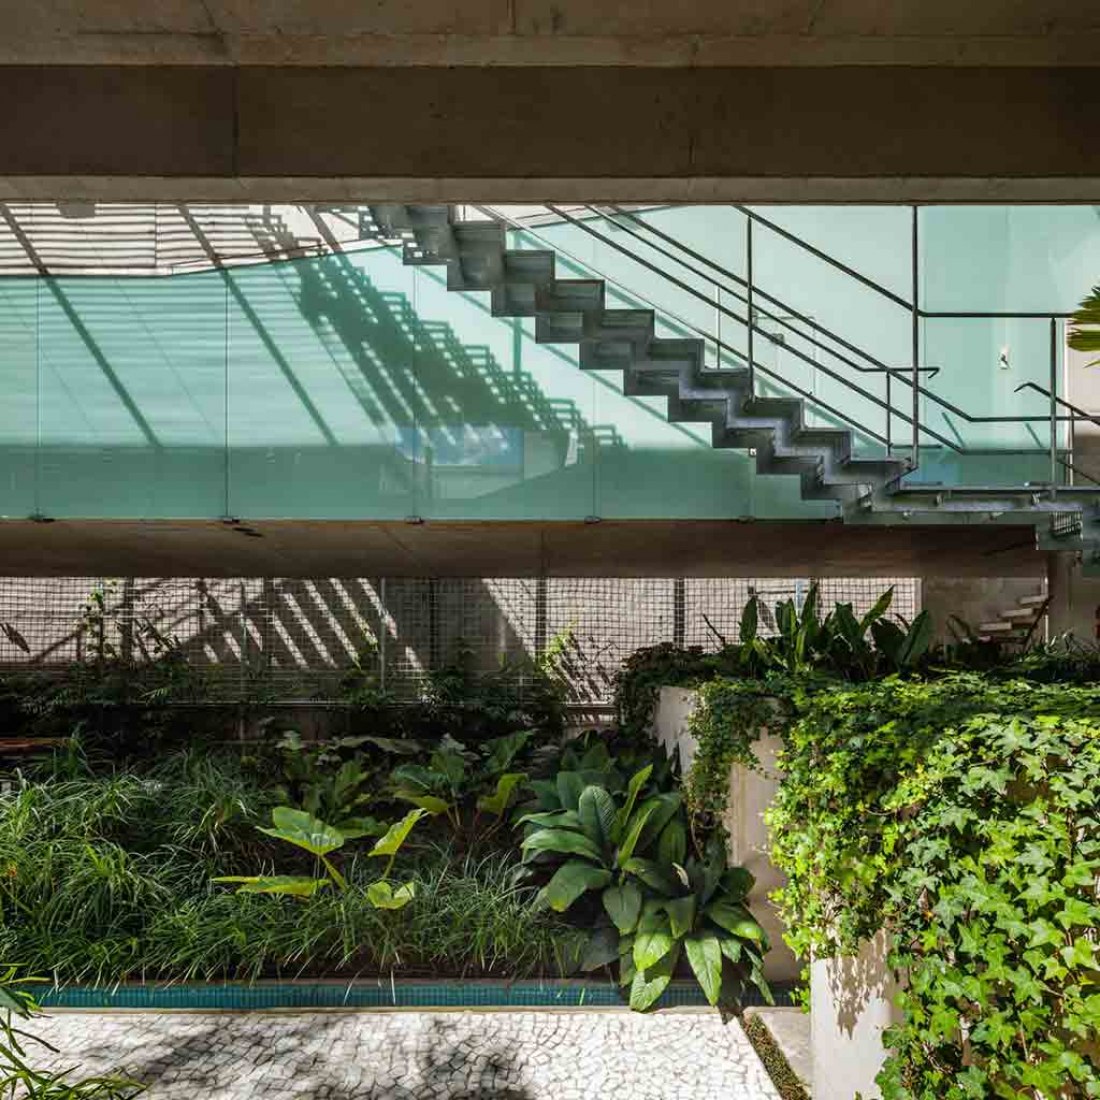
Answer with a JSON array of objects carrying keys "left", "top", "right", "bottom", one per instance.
[
  {"left": 258, "top": 807, "right": 345, "bottom": 856},
  {"left": 705, "top": 900, "right": 767, "bottom": 944},
  {"left": 617, "top": 764, "right": 653, "bottom": 836},
  {"left": 429, "top": 748, "right": 467, "bottom": 788},
  {"left": 521, "top": 827, "right": 602, "bottom": 863},
  {"left": 621, "top": 857, "right": 679, "bottom": 895},
  {"left": 616, "top": 801, "right": 658, "bottom": 866},
  {"left": 685, "top": 931, "right": 724, "bottom": 1006},
  {"left": 336, "top": 816, "right": 389, "bottom": 840},
  {"left": 634, "top": 793, "right": 683, "bottom": 855},
  {"left": 359, "top": 735, "right": 425, "bottom": 755},
  {"left": 720, "top": 867, "right": 755, "bottom": 904},
  {"left": 664, "top": 895, "right": 697, "bottom": 939},
  {"left": 656, "top": 816, "right": 687, "bottom": 867},
  {"left": 366, "top": 880, "right": 417, "bottom": 910},
  {"left": 369, "top": 808, "right": 428, "bottom": 859},
  {"left": 214, "top": 875, "right": 328, "bottom": 898},
  {"left": 897, "top": 609, "right": 933, "bottom": 667},
  {"left": 527, "top": 779, "right": 562, "bottom": 811},
  {"left": 395, "top": 791, "right": 451, "bottom": 816},
  {"left": 740, "top": 596, "right": 758, "bottom": 644},
  {"left": 517, "top": 809, "right": 583, "bottom": 830},
  {"left": 580, "top": 925, "right": 621, "bottom": 972},
  {"left": 859, "top": 586, "right": 894, "bottom": 630},
  {"left": 629, "top": 944, "right": 681, "bottom": 1012},
  {"left": 556, "top": 771, "right": 587, "bottom": 811},
  {"left": 871, "top": 618, "right": 904, "bottom": 661},
  {"left": 618, "top": 935, "right": 636, "bottom": 987},
  {"left": 539, "top": 860, "right": 613, "bottom": 912},
  {"left": 390, "top": 763, "right": 440, "bottom": 793},
  {"left": 577, "top": 785, "right": 618, "bottom": 849},
  {"left": 634, "top": 908, "right": 675, "bottom": 970},
  {"left": 476, "top": 772, "right": 527, "bottom": 817},
  {"left": 483, "top": 730, "right": 532, "bottom": 773},
  {"left": 718, "top": 936, "right": 743, "bottom": 964},
  {"left": 602, "top": 881, "right": 643, "bottom": 934}
]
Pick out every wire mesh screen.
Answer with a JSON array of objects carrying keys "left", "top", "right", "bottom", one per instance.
[{"left": 0, "top": 576, "right": 920, "bottom": 709}]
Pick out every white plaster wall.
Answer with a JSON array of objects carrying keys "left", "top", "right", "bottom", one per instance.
[
  {"left": 811, "top": 931, "right": 903, "bottom": 1100},
  {"left": 653, "top": 685, "right": 800, "bottom": 982}
]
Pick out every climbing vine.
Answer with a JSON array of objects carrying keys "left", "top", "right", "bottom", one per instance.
[
  {"left": 684, "top": 676, "right": 791, "bottom": 845},
  {"left": 767, "top": 676, "right": 1100, "bottom": 1099}
]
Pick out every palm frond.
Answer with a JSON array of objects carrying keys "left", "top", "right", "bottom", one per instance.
[{"left": 1069, "top": 284, "right": 1100, "bottom": 365}]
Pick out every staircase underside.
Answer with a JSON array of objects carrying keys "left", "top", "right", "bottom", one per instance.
[{"left": 0, "top": 519, "right": 1044, "bottom": 580}]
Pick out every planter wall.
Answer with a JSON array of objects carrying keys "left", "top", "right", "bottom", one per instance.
[
  {"left": 810, "top": 931, "right": 902, "bottom": 1100},
  {"left": 652, "top": 685, "right": 800, "bottom": 982}
]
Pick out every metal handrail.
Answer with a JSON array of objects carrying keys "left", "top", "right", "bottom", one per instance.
[
  {"left": 728, "top": 204, "right": 1075, "bottom": 321},
  {"left": 731, "top": 204, "right": 914, "bottom": 311},
  {"left": 478, "top": 205, "right": 895, "bottom": 450},
  {"left": 599, "top": 204, "right": 941, "bottom": 379},
  {"left": 543, "top": 206, "right": 1088, "bottom": 432},
  {"left": 542, "top": 204, "right": 964, "bottom": 453},
  {"left": 1013, "top": 381, "right": 1100, "bottom": 427}
]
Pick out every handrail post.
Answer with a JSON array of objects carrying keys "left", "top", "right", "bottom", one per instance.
[
  {"left": 1050, "top": 317, "right": 1058, "bottom": 493},
  {"left": 911, "top": 206, "right": 920, "bottom": 471},
  {"left": 886, "top": 370, "right": 892, "bottom": 455},
  {"left": 746, "top": 216, "right": 755, "bottom": 393}
]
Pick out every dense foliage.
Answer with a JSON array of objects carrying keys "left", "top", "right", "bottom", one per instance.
[{"left": 767, "top": 677, "right": 1100, "bottom": 1099}]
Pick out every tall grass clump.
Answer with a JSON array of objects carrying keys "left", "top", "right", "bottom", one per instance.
[{"left": 0, "top": 752, "right": 580, "bottom": 986}]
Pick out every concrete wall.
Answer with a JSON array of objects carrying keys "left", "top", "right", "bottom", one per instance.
[
  {"left": 652, "top": 685, "right": 800, "bottom": 983},
  {"left": 811, "top": 931, "right": 903, "bottom": 1100},
  {"left": 921, "top": 575, "right": 1046, "bottom": 642}
]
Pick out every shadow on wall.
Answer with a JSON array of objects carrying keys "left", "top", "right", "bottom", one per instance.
[{"left": 824, "top": 930, "right": 896, "bottom": 1039}]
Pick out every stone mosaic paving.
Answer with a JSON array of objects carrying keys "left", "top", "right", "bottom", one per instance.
[{"left": 30, "top": 1009, "right": 781, "bottom": 1099}]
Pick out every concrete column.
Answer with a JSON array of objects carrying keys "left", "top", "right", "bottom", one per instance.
[
  {"left": 1047, "top": 552, "right": 1100, "bottom": 640},
  {"left": 653, "top": 686, "right": 799, "bottom": 982},
  {"left": 811, "top": 931, "right": 903, "bottom": 1100}
]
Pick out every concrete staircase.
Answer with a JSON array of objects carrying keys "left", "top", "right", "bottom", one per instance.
[
  {"left": 977, "top": 592, "right": 1050, "bottom": 645},
  {"left": 365, "top": 204, "right": 910, "bottom": 513}
]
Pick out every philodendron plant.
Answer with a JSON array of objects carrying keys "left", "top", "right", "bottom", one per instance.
[
  {"left": 518, "top": 765, "right": 770, "bottom": 1010},
  {"left": 610, "top": 846, "right": 771, "bottom": 1012},
  {"left": 215, "top": 805, "right": 426, "bottom": 910}
]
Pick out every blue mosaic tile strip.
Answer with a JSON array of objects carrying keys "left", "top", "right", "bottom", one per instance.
[{"left": 38, "top": 980, "right": 796, "bottom": 1011}]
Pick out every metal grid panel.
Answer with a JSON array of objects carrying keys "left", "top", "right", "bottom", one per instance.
[{"left": 0, "top": 575, "right": 919, "bottom": 707}]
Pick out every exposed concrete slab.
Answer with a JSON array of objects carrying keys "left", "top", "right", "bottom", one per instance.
[
  {"left": 4, "top": 0, "right": 1100, "bottom": 66},
  {"left": 0, "top": 518, "right": 1045, "bottom": 578},
  {"left": 0, "top": 65, "right": 1098, "bottom": 201}
]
